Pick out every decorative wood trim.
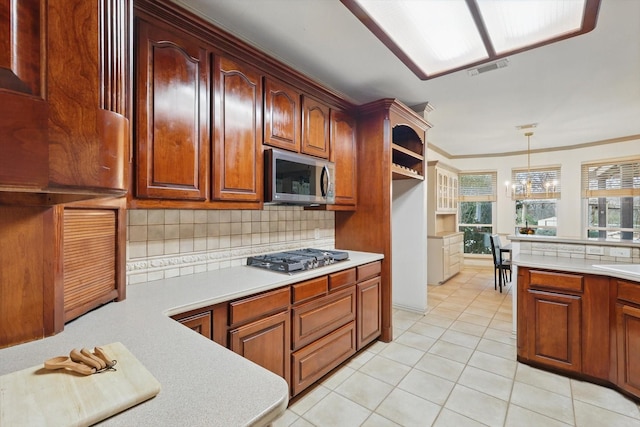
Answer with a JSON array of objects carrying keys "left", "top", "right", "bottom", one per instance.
[{"left": 133, "top": 0, "right": 357, "bottom": 111}]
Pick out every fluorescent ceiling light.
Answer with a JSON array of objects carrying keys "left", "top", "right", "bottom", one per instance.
[{"left": 341, "top": 0, "right": 601, "bottom": 80}]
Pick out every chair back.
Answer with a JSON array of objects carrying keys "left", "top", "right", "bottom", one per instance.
[{"left": 489, "top": 234, "right": 501, "bottom": 267}]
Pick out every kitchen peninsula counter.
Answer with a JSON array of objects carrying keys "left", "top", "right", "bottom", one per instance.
[
  {"left": 509, "top": 234, "right": 640, "bottom": 248},
  {"left": 512, "top": 254, "right": 640, "bottom": 282},
  {"left": 0, "top": 250, "right": 383, "bottom": 426}
]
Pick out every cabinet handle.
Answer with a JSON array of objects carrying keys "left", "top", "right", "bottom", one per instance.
[{"left": 321, "top": 165, "right": 332, "bottom": 199}]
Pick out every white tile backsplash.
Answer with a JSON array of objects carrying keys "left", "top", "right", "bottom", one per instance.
[
  {"left": 519, "top": 239, "right": 637, "bottom": 264},
  {"left": 126, "top": 206, "right": 335, "bottom": 284}
]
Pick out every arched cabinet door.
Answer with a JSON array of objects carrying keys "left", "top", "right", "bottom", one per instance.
[
  {"left": 264, "top": 77, "right": 301, "bottom": 152},
  {"left": 135, "top": 19, "right": 209, "bottom": 201},
  {"left": 330, "top": 110, "right": 357, "bottom": 207},
  {"left": 212, "top": 55, "right": 263, "bottom": 203},
  {"left": 302, "top": 95, "right": 330, "bottom": 159}
]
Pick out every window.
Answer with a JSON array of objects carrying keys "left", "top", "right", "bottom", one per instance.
[
  {"left": 458, "top": 172, "right": 496, "bottom": 254},
  {"left": 511, "top": 166, "right": 561, "bottom": 236},
  {"left": 582, "top": 158, "right": 640, "bottom": 241}
]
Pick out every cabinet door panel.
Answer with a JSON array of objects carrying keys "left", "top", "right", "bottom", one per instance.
[
  {"left": 264, "top": 77, "right": 300, "bottom": 152},
  {"left": 301, "top": 96, "right": 329, "bottom": 159},
  {"left": 330, "top": 110, "right": 357, "bottom": 207},
  {"left": 136, "top": 20, "right": 209, "bottom": 200},
  {"left": 357, "top": 276, "right": 381, "bottom": 350},
  {"left": 175, "top": 311, "right": 212, "bottom": 340},
  {"left": 0, "top": 207, "right": 49, "bottom": 348},
  {"left": 527, "top": 289, "right": 582, "bottom": 372},
  {"left": 617, "top": 303, "right": 640, "bottom": 396},
  {"left": 229, "top": 311, "right": 290, "bottom": 384},
  {"left": 213, "top": 55, "right": 262, "bottom": 202}
]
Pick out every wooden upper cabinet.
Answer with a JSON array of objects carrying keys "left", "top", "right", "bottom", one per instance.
[
  {"left": 264, "top": 77, "right": 301, "bottom": 152},
  {"left": 47, "top": 0, "right": 129, "bottom": 194},
  {"left": 330, "top": 110, "right": 357, "bottom": 207},
  {"left": 135, "top": 19, "right": 209, "bottom": 201},
  {"left": 0, "top": 0, "right": 130, "bottom": 200},
  {"left": 301, "top": 96, "right": 330, "bottom": 159},
  {"left": 0, "top": 1, "right": 48, "bottom": 190},
  {"left": 212, "top": 55, "right": 263, "bottom": 203}
]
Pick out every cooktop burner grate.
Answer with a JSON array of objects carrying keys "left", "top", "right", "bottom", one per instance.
[{"left": 246, "top": 248, "right": 349, "bottom": 274}]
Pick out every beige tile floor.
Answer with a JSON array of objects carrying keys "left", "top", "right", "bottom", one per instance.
[{"left": 273, "top": 266, "right": 640, "bottom": 427}]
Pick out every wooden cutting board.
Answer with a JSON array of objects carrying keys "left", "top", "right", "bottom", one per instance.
[{"left": 0, "top": 342, "right": 161, "bottom": 426}]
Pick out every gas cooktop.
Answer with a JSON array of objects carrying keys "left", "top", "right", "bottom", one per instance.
[{"left": 246, "top": 248, "right": 349, "bottom": 274}]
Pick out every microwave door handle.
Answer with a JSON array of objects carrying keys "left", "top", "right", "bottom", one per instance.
[{"left": 320, "top": 165, "right": 329, "bottom": 197}]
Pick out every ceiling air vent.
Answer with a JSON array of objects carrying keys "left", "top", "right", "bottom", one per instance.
[{"left": 467, "top": 58, "right": 509, "bottom": 76}]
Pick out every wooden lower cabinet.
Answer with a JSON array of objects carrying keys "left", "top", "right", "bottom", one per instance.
[
  {"left": 291, "top": 322, "right": 356, "bottom": 396},
  {"left": 518, "top": 267, "right": 611, "bottom": 377},
  {"left": 357, "top": 276, "right": 381, "bottom": 350},
  {"left": 230, "top": 311, "right": 291, "bottom": 385},
  {"left": 174, "top": 311, "right": 212, "bottom": 340},
  {"left": 427, "top": 232, "right": 463, "bottom": 285},
  {"left": 171, "top": 264, "right": 382, "bottom": 397},
  {"left": 516, "top": 267, "right": 640, "bottom": 400},
  {"left": 617, "top": 303, "right": 640, "bottom": 396},
  {"left": 616, "top": 280, "right": 640, "bottom": 397},
  {"left": 525, "top": 289, "right": 582, "bottom": 373}
]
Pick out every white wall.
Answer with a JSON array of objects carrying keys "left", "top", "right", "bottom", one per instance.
[
  {"left": 430, "top": 138, "right": 640, "bottom": 239},
  {"left": 392, "top": 179, "right": 428, "bottom": 313}
]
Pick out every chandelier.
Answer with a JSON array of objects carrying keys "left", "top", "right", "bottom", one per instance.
[
  {"left": 523, "top": 132, "right": 533, "bottom": 198},
  {"left": 505, "top": 131, "right": 559, "bottom": 199}
]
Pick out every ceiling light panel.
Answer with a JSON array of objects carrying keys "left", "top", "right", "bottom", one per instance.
[
  {"left": 341, "top": 0, "right": 600, "bottom": 80},
  {"left": 352, "top": 0, "right": 488, "bottom": 75},
  {"left": 477, "top": 0, "right": 587, "bottom": 54}
]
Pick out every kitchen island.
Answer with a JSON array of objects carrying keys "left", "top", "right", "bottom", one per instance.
[
  {"left": 0, "top": 250, "right": 383, "bottom": 426},
  {"left": 510, "top": 236, "right": 640, "bottom": 402}
]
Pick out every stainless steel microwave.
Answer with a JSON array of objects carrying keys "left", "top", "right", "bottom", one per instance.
[{"left": 264, "top": 148, "right": 335, "bottom": 205}]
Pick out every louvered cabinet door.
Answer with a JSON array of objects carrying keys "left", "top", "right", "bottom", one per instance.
[{"left": 63, "top": 209, "right": 120, "bottom": 322}]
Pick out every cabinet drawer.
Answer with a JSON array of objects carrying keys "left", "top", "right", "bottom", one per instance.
[
  {"left": 329, "top": 268, "right": 356, "bottom": 292},
  {"left": 529, "top": 270, "right": 584, "bottom": 294},
  {"left": 357, "top": 261, "right": 381, "bottom": 282},
  {"left": 229, "top": 287, "right": 290, "bottom": 327},
  {"left": 618, "top": 280, "right": 640, "bottom": 305},
  {"left": 292, "top": 276, "right": 328, "bottom": 304},
  {"left": 291, "top": 322, "right": 356, "bottom": 396},
  {"left": 450, "top": 234, "right": 463, "bottom": 245},
  {"left": 292, "top": 287, "right": 356, "bottom": 350}
]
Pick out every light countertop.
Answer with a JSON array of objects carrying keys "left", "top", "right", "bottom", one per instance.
[
  {"left": 0, "top": 250, "right": 384, "bottom": 426},
  {"left": 513, "top": 254, "right": 640, "bottom": 283}
]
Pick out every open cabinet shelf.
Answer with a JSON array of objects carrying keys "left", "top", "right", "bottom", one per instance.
[
  {"left": 391, "top": 125, "right": 424, "bottom": 180},
  {"left": 392, "top": 163, "right": 424, "bottom": 180}
]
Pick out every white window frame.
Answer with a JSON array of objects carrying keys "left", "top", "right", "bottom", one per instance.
[
  {"left": 581, "top": 156, "right": 640, "bottom": 241},
  {"left": 458, "top": 171, "right": 497, "bottom": 255},
  {"left": 511, "top": 165, "right": 561, "bottom": 235}
]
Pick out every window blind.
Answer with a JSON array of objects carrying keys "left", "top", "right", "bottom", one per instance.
[
  {"left": 511, "top": 165, "right": 561, "bottom": 200},
  {"left": 581, "top": 158, "right": 640, "bottom": 198},
  {"left": 459, "top": 172, "right": 497, "bottom": 202}
]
